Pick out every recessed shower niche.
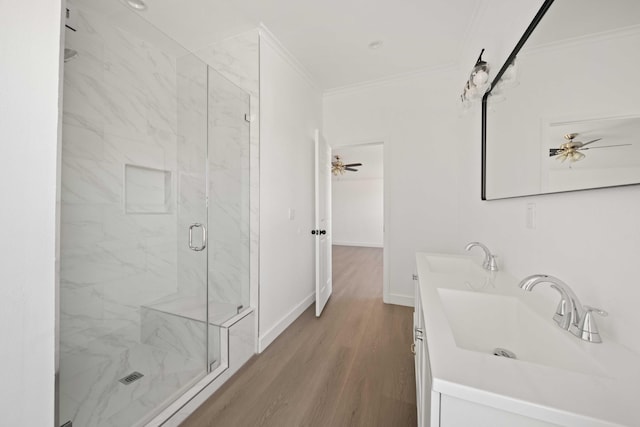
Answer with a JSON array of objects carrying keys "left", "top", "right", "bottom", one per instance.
[{"left": 124, "top": 164, "right": 173, "bottom": 214}]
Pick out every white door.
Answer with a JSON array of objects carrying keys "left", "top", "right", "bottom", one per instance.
[{"left": 314, "top": 129, "right": 332, "bottom": 317}]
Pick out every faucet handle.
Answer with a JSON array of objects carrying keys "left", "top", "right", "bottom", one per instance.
[
  {"left": 550, "top": 284, "right": 572, "bottom": 330},
  {"left": 584, "top": 306, "right": 607, "bottom": 316},
  {"left": 579, "top": 305, "right": 607, "bottom": 343},
  {"left": 487, "top": 255, "right": 499, "bottom": 271}
]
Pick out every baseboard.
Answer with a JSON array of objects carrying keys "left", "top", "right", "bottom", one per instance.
[
  {"left": 384, "top": 293, "right": 414, "bottom": 307},
  {"left": 258, "top": 292, "right": 315, "bottom": 353},
  {"left": 332, "top": 241, "right": 383, "bottom": 248}
]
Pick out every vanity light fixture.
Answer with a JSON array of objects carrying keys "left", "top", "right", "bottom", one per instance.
[
  {"left": 461, "top": 49, "right": 490, "bottom": 105},
  {"left": 488, "top": 59, "right": 518, "bottom": 104}
]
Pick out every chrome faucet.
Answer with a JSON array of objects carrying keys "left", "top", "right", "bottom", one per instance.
[
  {"left": 465, "top": 242, "right": 498, "bottom": 271},
  {"left": 518, "top": 274, "right": 607, "bottom": 343}
]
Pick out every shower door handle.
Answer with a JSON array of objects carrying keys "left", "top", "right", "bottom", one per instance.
[{"left": 189, "top": 223, "right": 207, "bottom": 251}]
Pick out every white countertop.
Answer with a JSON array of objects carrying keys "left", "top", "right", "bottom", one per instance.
[{"left": 416, "top": 252, "right": 640, "bottom": 427}]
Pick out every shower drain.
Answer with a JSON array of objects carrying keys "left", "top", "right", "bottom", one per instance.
[
  {"left": 493, "top": 348, "right": 517, "bottom": 359},
  {"left": 119, "top": 371, "right": 144, "bottom": 385}
]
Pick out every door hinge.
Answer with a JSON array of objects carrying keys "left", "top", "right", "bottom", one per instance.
[
  {"left": 412, "top": 274, "right": 418, "bottom": 281},
  {"left": 244, "top": 113, "right": 252, "bottom": 123}
]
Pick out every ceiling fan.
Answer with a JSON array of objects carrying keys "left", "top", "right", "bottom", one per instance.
[
  {"left": 331, "top": 155, "right": 362, "bottom": 175},
  {"left": 549, "top": 133, "right": 631, "bottom": 163}
]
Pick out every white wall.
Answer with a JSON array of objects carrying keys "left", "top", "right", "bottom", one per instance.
[
  {"left": 332, "top": 178, "right": 384, "bottom": 247},
  {"left": 258, "top": 31, "right": 323, "bottom": 351},
  {"left": 324, "top": 73, "right": 464, "bottom": 306},
  {"left": 0, "top": 0, "right": 62, "bottom": 425},
  {"left": 323, "top": 0, "right": 546, "bottom": 307},
  {"left": 457, "top": 2, "right": 640, "bottom": 355},
  {"left": 325, "top": 0, "right": 640, "bottom": 355}
]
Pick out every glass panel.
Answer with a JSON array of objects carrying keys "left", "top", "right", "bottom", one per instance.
[
  {"left": 207, "top": 68, "right": 251, "bottom": 347},
  {"left": 175, "top": 52, "right": 214, "bottom": 370},
  {"left": 59, "top": 2, "right": 209, "bottom": 425}
]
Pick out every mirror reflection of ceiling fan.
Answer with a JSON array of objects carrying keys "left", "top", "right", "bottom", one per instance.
[
  {"left": 332, "top": 155, "right": 362, "bottom": 175},
  {"left": 549, "top": 133, "right": 631, "bottom": 163}
]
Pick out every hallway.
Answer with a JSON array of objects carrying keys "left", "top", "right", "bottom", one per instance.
[{"left": 182, "top": 246, "right": 417, "bottom": 426}]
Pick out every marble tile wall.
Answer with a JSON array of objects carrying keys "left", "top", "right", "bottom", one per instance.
[
  {"left": 61, "top": 1, "right": 182, "bottom": 352},
  {"left": 191, "top": 30, "right": 260, "bottom": 312},
  {"left": 60, "top": 3, "right": 259, "bottom": 422},
  {"left": 206, "top": 69, "right": 251, "bottom": 308},
  {"left": 60, "top": 3, "right": 211, "bottom": 425},
  {"left": 159, "top": 312, "right": 256, "bottom": 427},
  {"left": 140, "top": 307, "right": 207, "bottom": 360},
  {"left": 176, "top": 54, "right": 208, "bottom": 299}
]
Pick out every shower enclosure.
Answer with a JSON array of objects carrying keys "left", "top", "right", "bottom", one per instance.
[{"left": 59, "top": 1, "right": 251, "bottom": 425}]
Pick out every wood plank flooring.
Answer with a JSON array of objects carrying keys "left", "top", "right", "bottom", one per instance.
[{"left": 181, "top": 246, "right": 417, "bottom": 427}]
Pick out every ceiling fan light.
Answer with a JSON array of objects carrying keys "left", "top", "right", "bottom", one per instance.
[{"left": 331, "top": 154, "right": 361, "bottom": 175}]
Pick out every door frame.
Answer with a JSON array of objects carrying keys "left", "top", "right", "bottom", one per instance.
[{"left": 330, "top": 139, "right": 390, "bottom": 304}]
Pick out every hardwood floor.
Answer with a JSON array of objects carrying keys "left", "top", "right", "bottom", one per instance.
[{"left": 182, "top": 246, "right": 417, "bottom": 427}]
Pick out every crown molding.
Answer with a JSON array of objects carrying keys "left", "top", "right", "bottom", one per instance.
[
  {"left": 258, "top": 24, "right": 321, "bottom": 93},
  {"left": 458, "top": 0, "right": 491, "bottom": 67}
]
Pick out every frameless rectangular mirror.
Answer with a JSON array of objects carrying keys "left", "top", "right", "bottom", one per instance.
[{"left": 482, "top": 0, "right": 640, "bottom": 200}]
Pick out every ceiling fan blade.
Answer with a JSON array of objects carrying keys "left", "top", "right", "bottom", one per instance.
[
  {"left": 578, "top": 138, "right": 602, "bottom": 147},
  {"left": 549, "top": 148, "right": 563, "bottom": 156},
  {"left": 345, "top": 167, "right": 359, "bottom": 171},
  {"left": 580, "top": 143, "right": 632, "bottom": 150},
  {"left": 344, "top": 163, "right": 363, "bottom": 167}
]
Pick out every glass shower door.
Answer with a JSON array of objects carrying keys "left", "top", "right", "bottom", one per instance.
[{"left": 206, "top": 68, "right": 251, "bottom": 366}]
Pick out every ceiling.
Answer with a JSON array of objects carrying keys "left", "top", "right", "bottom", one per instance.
[
  {"left": 72, "top": 0, "right": 640, "bottom": 91},
  {"left": 83, "top": 0, "right": 486, "bottom": 90}
]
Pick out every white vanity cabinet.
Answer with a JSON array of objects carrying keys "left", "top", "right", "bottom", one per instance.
[
  {"left": 413, "top": 279, "right": 435, "bottom": 427},
  {"left": 438, "top": 395, "right": 558, "bottom": 427}
]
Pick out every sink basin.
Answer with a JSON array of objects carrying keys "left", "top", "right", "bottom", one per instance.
[
  {"left": 416, "top": 252, "right": 640, "bottom": 426},
  {"left": 423, "top": 254, "right": 483, "bottom": 275},
  {"left": 437, "top": 288, "right": 605, "bottom": 376},
  {"left": 421, "top": 254, "right": 495, "bottom": 290}
]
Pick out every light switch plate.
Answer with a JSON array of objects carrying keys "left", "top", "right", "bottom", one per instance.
[{"left": 526, "top": 203, "right": 536, "bottom": 229}]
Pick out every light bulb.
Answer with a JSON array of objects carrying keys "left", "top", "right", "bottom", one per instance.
[{"left": 472, "top": 70, "right": 489, "bottom": 86}]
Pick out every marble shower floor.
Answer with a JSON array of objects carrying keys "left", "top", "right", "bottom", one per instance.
[{"left": 59, "top": 325, "right": 206, "bottom": 427}]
